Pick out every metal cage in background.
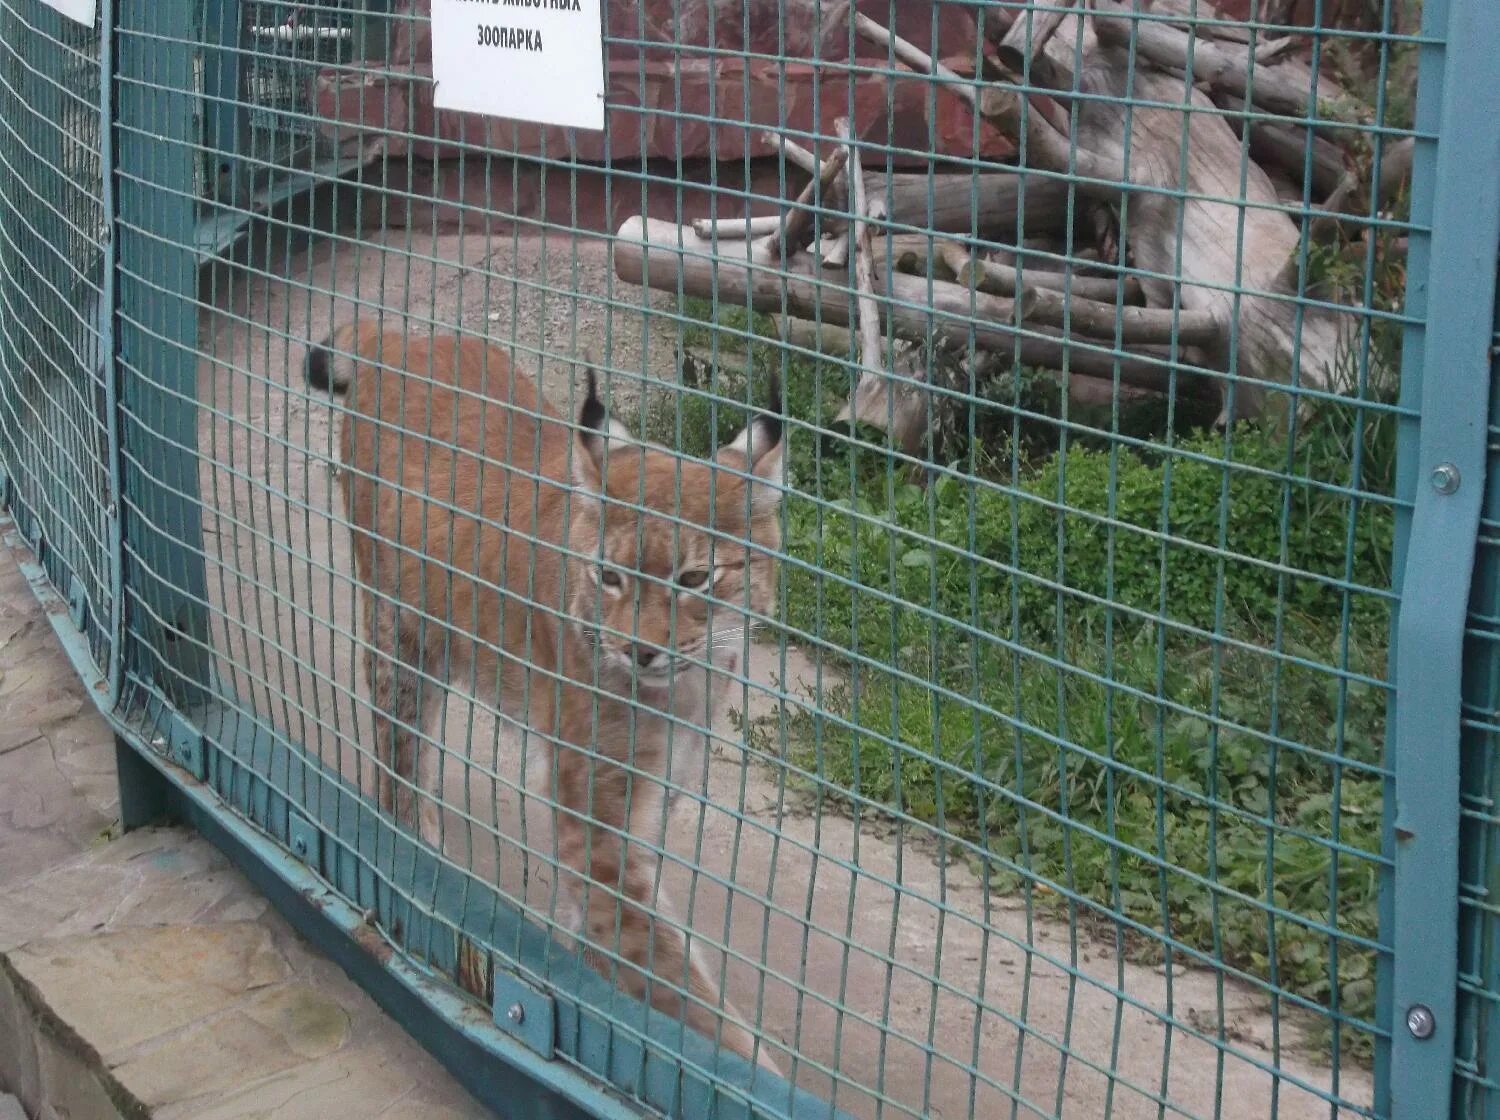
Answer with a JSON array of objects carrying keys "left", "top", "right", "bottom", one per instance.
[{"left": 0, "top": 0, "right": 1497, "bottom": 1118}]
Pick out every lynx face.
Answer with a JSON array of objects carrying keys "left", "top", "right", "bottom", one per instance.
[{"left": 565, "top": 382, "right": 785, "bottom": 692}]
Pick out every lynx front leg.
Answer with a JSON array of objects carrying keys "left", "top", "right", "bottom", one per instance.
[
  {"left": 550, "top": 733, "right": 780, "bottom": 1075},
  {"left": 364, "top": 604, "right": 443, "bottom": 848}
]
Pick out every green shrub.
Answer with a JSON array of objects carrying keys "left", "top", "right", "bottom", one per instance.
[
  {"left": 1014, "top": 425, "right": 1394, "bottom": 632},
  {"left": 653, "top": 298, "right": 1394, "bottom": 1056}
]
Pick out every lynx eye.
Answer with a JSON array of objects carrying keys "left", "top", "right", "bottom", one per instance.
[
  {"left": 677, "top": 569, "right": 711, "bottom": 590},
  {"left": 599, "top": 569, "right": 624, "bottom": 589}
]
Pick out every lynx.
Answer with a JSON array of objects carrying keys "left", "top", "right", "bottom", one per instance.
[{"left": 305, "top": 321, "right": 784, "bottom": 1071}]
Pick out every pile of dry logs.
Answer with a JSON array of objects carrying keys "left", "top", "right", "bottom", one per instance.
[{"left": 614, "top": 0, "right": 1411, "bottom": 459}]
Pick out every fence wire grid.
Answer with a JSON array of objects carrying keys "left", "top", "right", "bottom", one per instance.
[{"left": 1, "top": 0, "right": 1498, "bottom": 1118}]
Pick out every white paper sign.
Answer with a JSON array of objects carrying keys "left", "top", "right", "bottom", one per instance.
[
  {"left": 40, "top": 0, "right": 97, "bottom": 26},
  {"left": 430, "top": 0, "right": 606, "bottom": 132}
]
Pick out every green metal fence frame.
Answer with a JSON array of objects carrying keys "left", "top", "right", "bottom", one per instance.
[
  {"left": 2, "top": 0, "right": 1499, "bottom": 1116},
  {"left": 1382, "top": 0, "right": 1500, "bottom": 1112}
]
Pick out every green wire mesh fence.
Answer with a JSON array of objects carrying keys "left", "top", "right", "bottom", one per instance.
[
  {"left": 1, "top": 0, "right": 1497, "bottom": 1117},
  {"left": 0, "top": 1, "right": 110, "bottom": 670}
]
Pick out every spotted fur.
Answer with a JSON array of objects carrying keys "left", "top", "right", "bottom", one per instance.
[{"left": 306, "top": 320, "right": 784, "bottom": 1071}]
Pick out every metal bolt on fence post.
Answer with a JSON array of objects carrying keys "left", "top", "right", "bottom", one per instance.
[
  {"left": 1431, "top": 463, "right": 1461, "bottom": 494},
  {"left": 506, "top": 1002, "right": 525, "bottom": 1025},
  {"left": 1406, "top": 1004, "right": 1436, "bottom": 1040}
]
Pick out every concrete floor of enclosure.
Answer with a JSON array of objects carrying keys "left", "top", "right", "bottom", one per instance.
[{"left": 189, "top": 227, "right": 1372, "bottom": 1119}]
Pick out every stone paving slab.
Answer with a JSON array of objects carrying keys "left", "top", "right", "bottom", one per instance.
[{"left": 0, "top": 539, "right": 489, "bottom": 1120}]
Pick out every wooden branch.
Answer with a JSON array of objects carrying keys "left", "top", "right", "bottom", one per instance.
[
  {"left": 839, "top": 119, "right": 931, "bottom": 455},
  {"left": 615, "top": 216, "right": 1207, "bottom": 396},
  {"left": 1021, "top": 286, "right": 1224, "bottom": 346},
  {"left": 1217, "top": 94, "right": 1346, "bottom": 199},
  {"left": 817, "top": 233, "right": 850, "bottom": 268},
  {"left": 690, "top": 165, "right": 1104, "bottom": 250},
  {"left": 981, "top": 88, "right": 1128, "bottom": 188},
  {"left": 886, "top": 234, "right": 948, "bottom": 276},
  {"left": 1291, "top": 136, "right": 1412, "bottom": 246},
  {"left": 774, "top": 314, "right": 853, "bottom": 357},
  {"left": 1147, "top": 0, "right": 1252, "bottom": 43},
  {"left": 846, "top": 9, "right": 977, "bottom": 107},
  {"left": 760, "top": 142, "right": 1077, "bottom": 238},
  {"left": 941, "top": 237, "right": 1222, "bottom": 348},
  {"left": 760, "top": 129, "right": 821, "bottom": 177},
  {"left": 767, "top": 143, "right": 850, "bottom": 261},
  {"left": 1065, "top": 60, "right": 1349, "bottom": 419},
  {"left": 1254, "top": 36, "right": 1299, "bottom": 65},
  {"left": 840, "top": 119, "right": 886, "bottom": 381},
  {"left": 1092, "top": 0, "right": 1333, "bottom": 121},
  {"left": 837, "top": 2, "right": 1127, "bottom": 190},
  {"left": 995, "top": 0, "right": 1078, "bottom": 75},
  {"left": 939, "top": 242, "right": 1147, "bottom": 305},
  {"left": 784, "top": 316, "right": 1186, "bottom": 411},
  {"left": 692, "top": 215, "right": 781, "bottom": 240},
  {"left": 1306, "top": 167, "right": 1363, "bottom": 244},
  {"left": 1375, "top": 137, "right": 1414, "bottom": 213},
  {"left": 884, "top": 233, "right": 1010, "bottom": 279}
]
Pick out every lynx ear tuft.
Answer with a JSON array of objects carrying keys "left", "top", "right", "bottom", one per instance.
[
  {"left": 717, "top": 373, "right": 785, "bottom": 514},
  {"left": 571, "top": 368, "right": 608, "bottom": 493}
]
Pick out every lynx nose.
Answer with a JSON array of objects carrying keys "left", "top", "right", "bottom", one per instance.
[{"left": 630, "top": 643, "right": 660, "bottom": 669}]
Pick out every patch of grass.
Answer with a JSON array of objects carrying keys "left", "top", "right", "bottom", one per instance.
[
  {"left": 642, "top": 297, "right": 1394, "bottom": 1058},
  {"left": 768, "top": 613, "right": 1386, "bottom": 1021}
]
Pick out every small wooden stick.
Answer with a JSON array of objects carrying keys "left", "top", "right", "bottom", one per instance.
[
  {"left": 1253, "top": 36, "right": 1299, "bottom": 65},
  {"left": 761, "top": 140, "right": 850, "bottom": 262},
  {"left": 840, "top": 117, "right": 885, "bottom": 382},
  {"left": 774, "top": 314, "right": 854, "bottom": 357},
  {"left": 1020, "top": 286, "right": 1224, "bottom": 347},
  {"left": 818, "top": 232, "right": 851, "bottom": 269},
  {"left": 691, "top": 215, "right": 782, "bottom": 240},
  {"left": 760, "top": 129, "right": 820, "bottom": 177},
  {"left": 940, "top": 241, "right": 1147, "bottom": 304},
  {"left": 835, "top": 2, "right": 1127, "bottom": 188},
  {"left": 1217, "top": 94, "right": 1347, "bottom": 200},
  {"left": 840, "top": 116, "right": 927, "bottom": 456},
  {"left": 847, "top": 10, "right": 976, "bottom": 106}
]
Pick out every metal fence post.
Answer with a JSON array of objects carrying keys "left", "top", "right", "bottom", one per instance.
[
  {"left": 1385, "top": 0, "right": 1500, "bottom": 1113},
  {"left": 113, "top": 0, "right": 212, "bottom": 714},
  {"left": 97, "top": 0, "right": 123, "bottom": 708},
  {"left": 202, "top": 0, "right": 248, "bottom": 205},
  {"left": 1452, "top": 340, "right": 1500, "bottom": 1116}
]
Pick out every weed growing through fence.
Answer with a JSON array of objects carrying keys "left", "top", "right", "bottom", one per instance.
[{"left": 635, "top": 299, "right": 1394, "bottom": 1058}]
